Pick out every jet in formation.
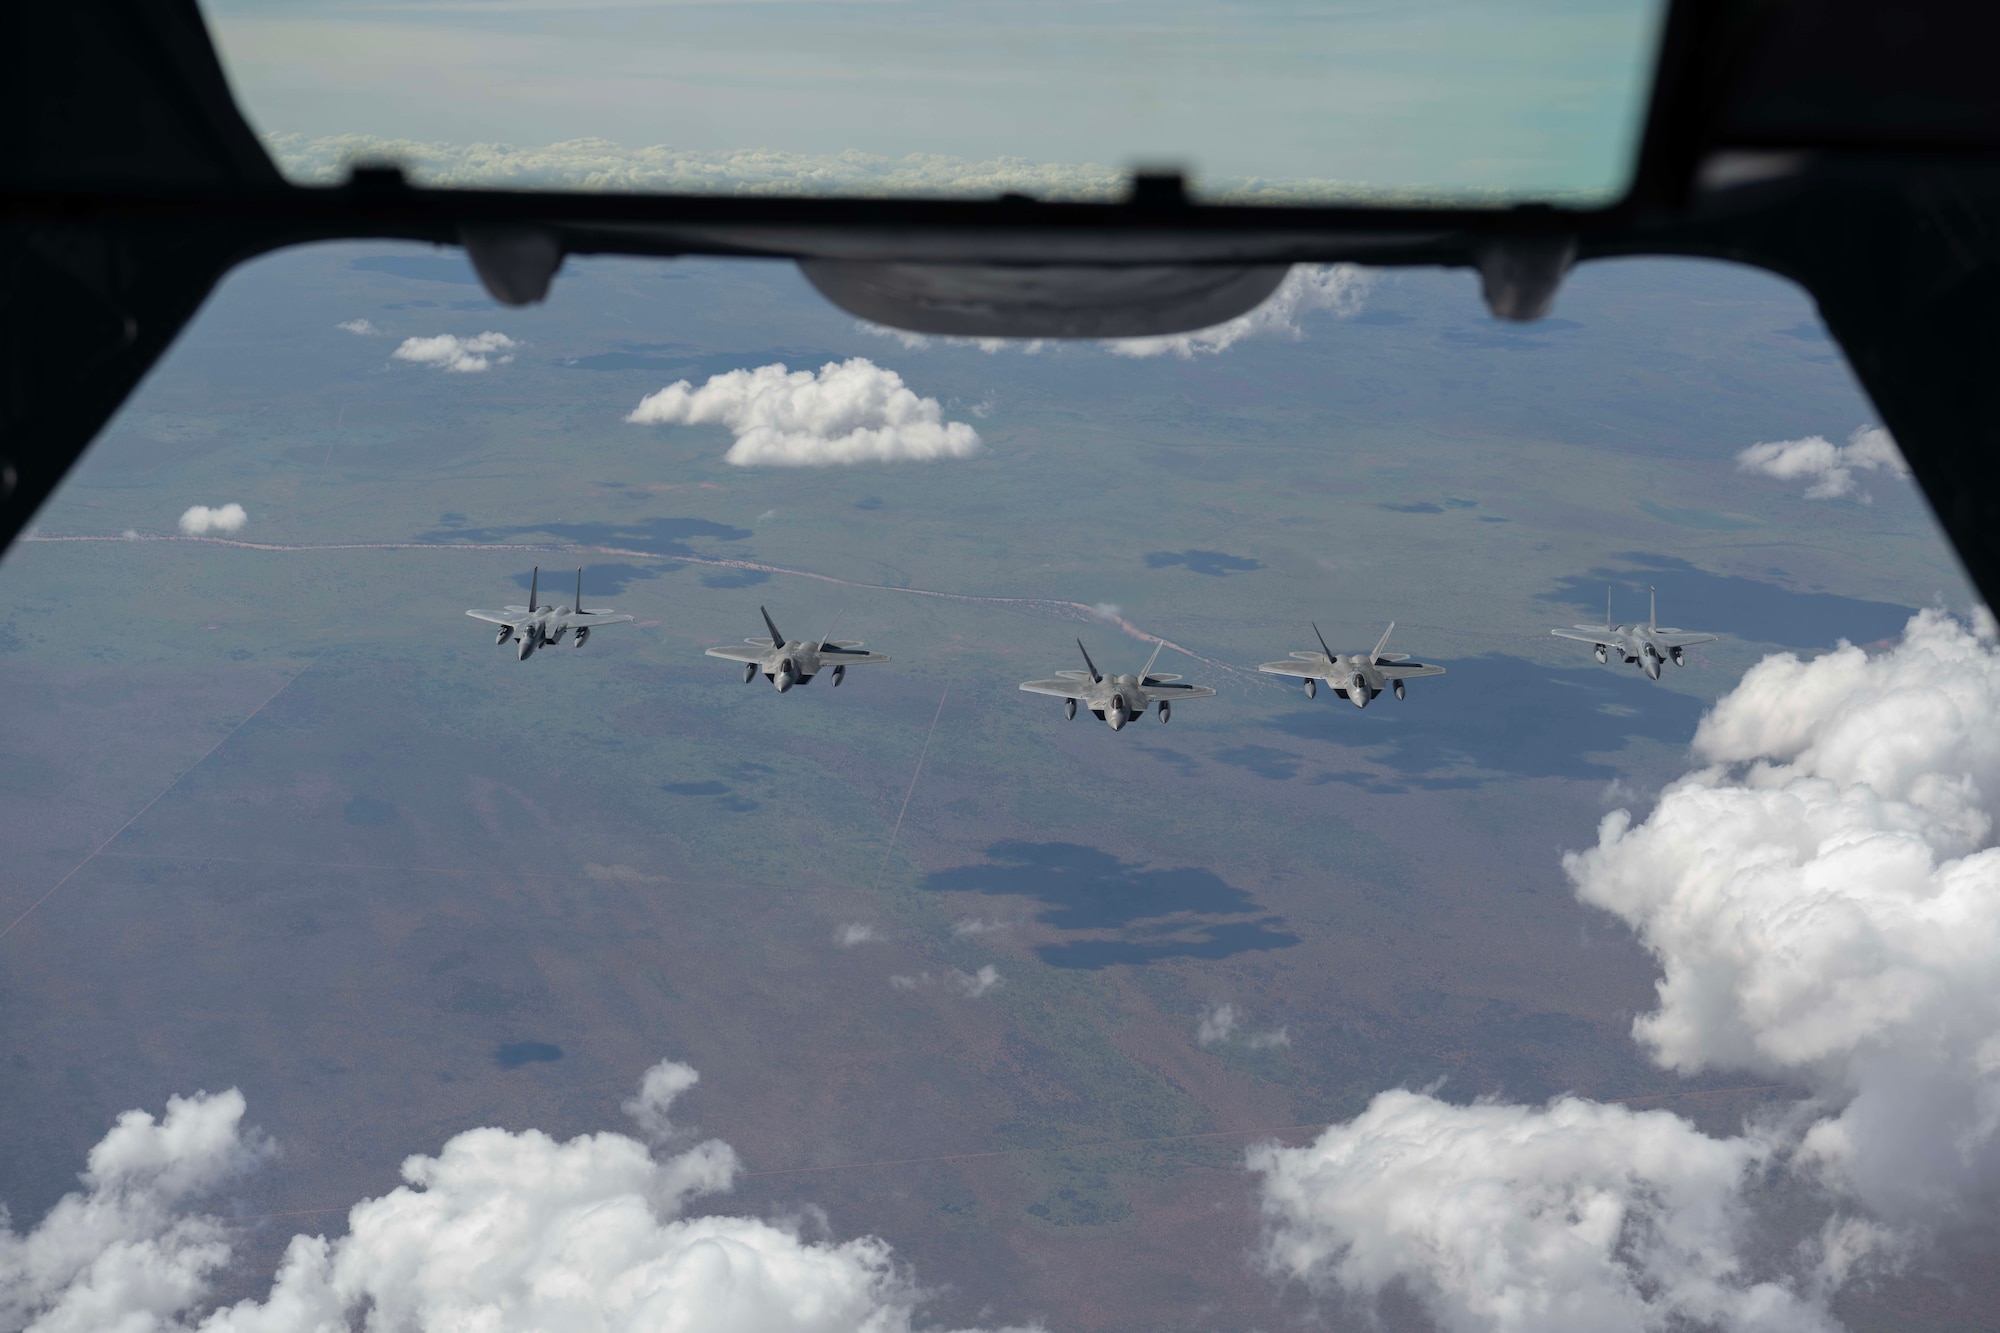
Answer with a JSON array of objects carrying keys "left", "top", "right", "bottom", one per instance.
[
  {"left": 1257, "top": 622, "right": 1445, "bottom": 707},
  {"left": 705, "top": 607, "right": 890, "bottom": 691},
  {"left": 1552, "top": 586, "right": 1718, "bottom": 679},
  {"left": 1020, "top": 640, "right": 1216, "bottom": 729},
  {"left": 467, "top": 567, "right": 634, "bottom": 661}
]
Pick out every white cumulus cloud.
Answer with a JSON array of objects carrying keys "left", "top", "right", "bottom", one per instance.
[
  {"left": 949, "top": 965, "right": 1003, "bottom": 999},
  {"left": 1735, "top": 425, "right": 1908, "bottom": 500},
  {"left": 1249, "top": 609, "right": 2000, "bottom": 1330},
  {"left": 1250, "top": 1091, "right": 1826, "bottom": 1333},
  {"left": 392, "top": 331, "right": 518, "bottom": 373},
  {"left": 1567, "top": 608, "right": 2000, "bottom": 1222},
  {"left": 627, "top": 358, "right": 981, "bottom": 467},
  {"left": 336, "top": 318, "right": 378, "bottom": 335},
  {"left": 178, "top": 504, "right": 246, "bottom": 536},
  {"left": 1102, "top": 265, "right": 1371, "bottom": 359},
  {"left": 833, "top": 923, "right": 882, "bottom": 947},
  {"left": 1, "top": 1065, "right": 1035, "bottom": 1333}
]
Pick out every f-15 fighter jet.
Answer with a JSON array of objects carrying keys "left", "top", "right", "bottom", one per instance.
[
  {"left": 1020, "top": 640, "right": 1216, "bottom": 729},
  {"left": 705, "top": 607, "right": 890, "bottom": 691},
  {"left": 1552, "top": 586, "right": 1718, "bottom": 680},
  {"left": 1258, "top": 622, "right": 1445, "bottom": 707},
  {"left": 467, "top": 567, "right": 634, "bottom": 661}
]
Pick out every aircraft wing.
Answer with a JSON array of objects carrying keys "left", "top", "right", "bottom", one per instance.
[
  {"left": 826, "top": 650, "right": 891, "bottom": 665},
  {"left": 1143, "top": 681, "right": 1216, "bottom": 701},
  {"left": 1655, "top": 632, "right": 1719, "bottom": 648},
  {"left": 1020, "top": 679, "right": 1086, "bottom": 699},
  {"left": 571, "top": 611, "right": 634, "bottom": 626},
  {"left": 1258, "top": 661, "right": 1323, "bottom": 678},
  {"left": 1053, "top": 669, "right": 1095, "bottom": 681},
  {"left": 706, "top": 645, "right": 772, "bottom": 664},
  {"left": 1552, "top": 629, "right": 1615, "bottom": 646},
  {"left": 1377, "top": 663, "right": 1446, "bottom": 680},
  {"left": 466, "top": 609, "right": 514, "bottom": 625}
]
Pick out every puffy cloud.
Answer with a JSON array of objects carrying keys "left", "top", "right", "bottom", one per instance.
[
  {"left": 0, "top": 1089, "right": 265, "bottom": 1333},
  {"left": 1250, "top": 1091, "right": 1826, "bottom": 1333},
  {"left": 1567, "top": 608, "right": 2000, "bottom": 1221},
  {"left": 335, "top": 318, "right": 378, "bottom": 335},
  {"left": 950, "top": 917, "right": 1008, "bottom": 938},
  {"left": 889, "top": 966, "right": 1003, "bottom": 999},
  {"left": 619, "top": 1058, "right": 701, "bottom": 1140},
  {"left": 832, "top": 923, "right": 881, "bottom": 947},
  {"left": 392, "top": 331, "right": 518, "bottom": 373},
  {"left": 1736, "top": 425, "right": 1908, "bottom": 500},
  {"left": 1196, "top": 1003, "right": 1287, "bottom": 1049},
  {"left": 949, "top": 965, "right": 1003, "bottom": 999},
  {"left": 1195, "top": 1003, "right": 1239, "bottom": 1047},
  {"left": 628, "top": 359, "right": 981, "bottom": 467},
  {"left": 1102, "top": 265, "right": 1370, "bottom": 359},
  {"left": 2, "top": 1068, "right": 1033, "bottom": 1333},
  {"left": 178, "top": 504, "right": 246, "bottom": 536},
  {"left": 1250, "top": 610, "right": 2000, "bottom": 1329}
]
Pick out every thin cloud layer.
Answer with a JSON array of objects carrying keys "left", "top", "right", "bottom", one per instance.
[
  {"left": 265, "top": 134, "right": 1514, "bottom": 206},
  {"left": 1103, "top": 265, "right": 1371, "bottom": 359},
  {"left": 0, "top": 1063, "right": 1035, "bottom": 1333},
  {"left": 1252, "top": 610, "right": 2000, "bottom": 1330},
  {"left": 178, "top": 504, "right": 246, "bottom": 536},
  {"left": 628, "top": 358, "right": 981, "bottom": 467},
  {"left": 336, "top": 318, "right": 379, "bottom": 335},
  {"left": 392, "top": 331, "right": 518, "bottom": 373},
  {"left": 1736, "top": 425, "right": 1908, "bottom": 500}
]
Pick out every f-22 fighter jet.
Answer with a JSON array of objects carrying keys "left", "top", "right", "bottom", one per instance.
[
  {"left": 1258, "top": 622, "right": 1445, "bottom": 707},
  {"left": 466, "top": 567, "right": 633, "bottom": 661},
  {"left": 705, "top": 607, "right": 890, "bottom": 691},
  {"left": 1553, "top": 586, "right": 1718, "bottom": 680},
  {"left": 1020, "top": 640, "right": 1216, "bottom": 729}
]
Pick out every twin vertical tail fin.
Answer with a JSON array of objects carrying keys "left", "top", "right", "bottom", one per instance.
[
  {"left": 1140, "top": 640, "right": 1165, "bottom": 683},
  {"left": 1370, "top": 621, "right": 1396, "bottom": 665},
  {"left": 575, "top": 567, "right": 584, "bottom": 616},
  {"left": 1650, "top": 585, "right": 1658, "bottom": 632},
  {"left": 529, "top": 566, "right": 540, "bottom": 613},
  {"left": 1312, "top": 620, "right": 1335, "bottom": 662},
  {"left": 1077, "top": 639, "right": 1102, "bottom": 684},
  {"left": 1606, "top": 584, "right": 1614, "bottom": 630},
  {"left": 760, "top": 606, "right": 786, "bottom": 648}
]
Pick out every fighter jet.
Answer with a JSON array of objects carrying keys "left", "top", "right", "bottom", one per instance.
[
  {"left": 704, "top": 607, "right": 889, "bottom": 691},
  {"left": 466, "top": 566, "right": 634, "bottom": 661},
  {"left": 1552, "top": 586, "right": 1718, "bottom": 680},
  {"left": 1020, "top": 640, "right": 1216, "bottom": 729},
  {"left": 1257, "top": 622, "right": 1445, "bottom": 708}
]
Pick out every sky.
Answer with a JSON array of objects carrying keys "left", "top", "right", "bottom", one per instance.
[{"left": 199, "top": 0, "right": 1665, "bottom": 198}]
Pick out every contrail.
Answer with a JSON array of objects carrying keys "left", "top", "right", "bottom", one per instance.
[
  {"left": 0, "top": 656, "right": 319, "bottom": 945},
  {"left": 876, "top": 689, "right": 948, "bottom": 888}
]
